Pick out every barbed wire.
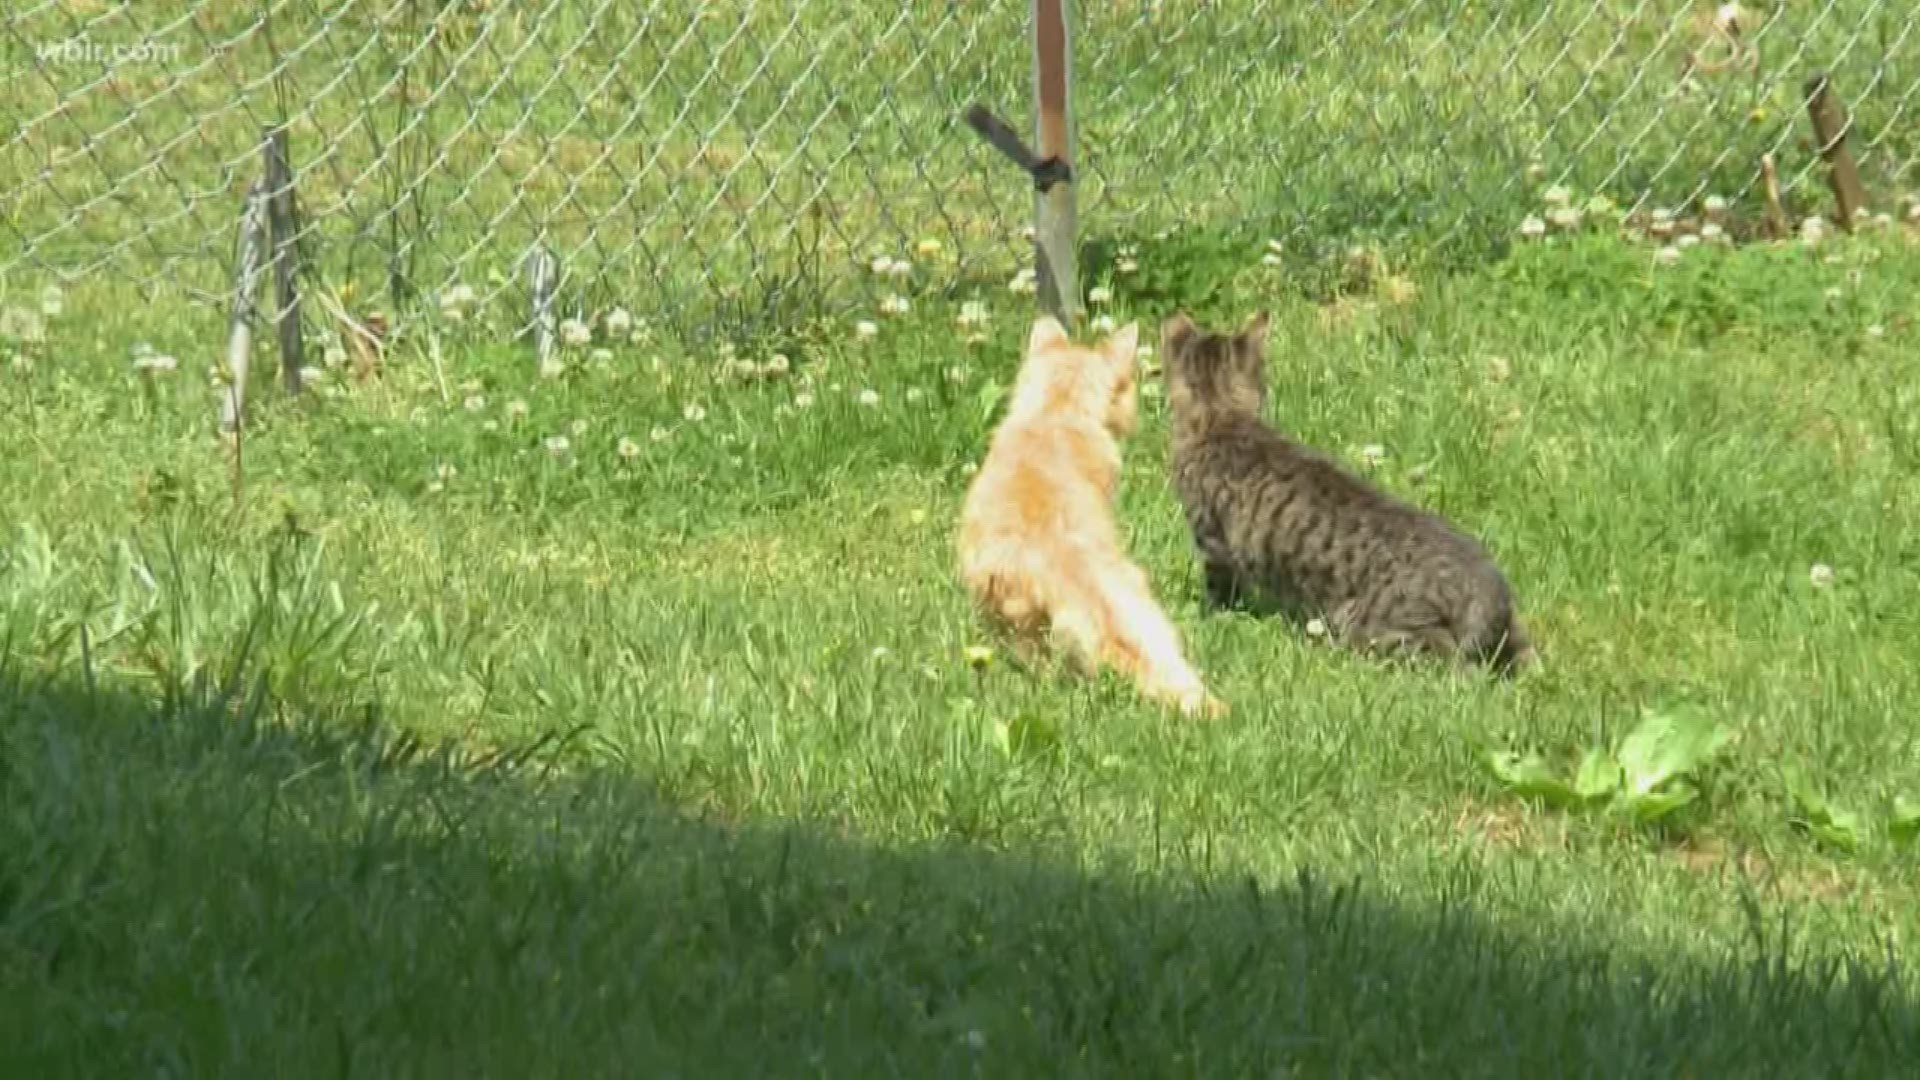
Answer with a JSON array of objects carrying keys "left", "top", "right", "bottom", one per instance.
[{"left": 2, "top": 1, "right": 1916, "bottom": 354}]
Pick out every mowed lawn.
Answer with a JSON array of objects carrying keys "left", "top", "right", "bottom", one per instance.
[{"left": 4, "top": 225, "right": 1919, "bottom": 1074}]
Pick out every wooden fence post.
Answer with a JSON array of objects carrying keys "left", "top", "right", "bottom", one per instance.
[
  {"left": 262, "top": 126, "right": 306, "bottom": 391},
  {"left": 1031, "top": 0, "right": 1080, "bottom": 327},
  {"left": 1804, "top": 74, "right": 1868, "bottom": 231}
]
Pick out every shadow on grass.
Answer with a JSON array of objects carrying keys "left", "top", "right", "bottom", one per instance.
[{"left": 3, "top": 667, "right": 1915, "bottom": 1077}]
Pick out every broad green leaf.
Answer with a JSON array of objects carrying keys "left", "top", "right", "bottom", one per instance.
[
  {"left": 1889, "top": 796, "right": 1920, "bottom": 845},
  {"left": 1808, "top": 815, "right": 1865, "bottom": 853},
  {"left": 1484, "top": 750, "right": 1580, "bottom": 808},
  {"left": 1623, "top": 785, "right": 1698, "bottom": 823},
  {"left": 1573, "top": 749, "right": 1623, "bottom": 802},
  {"left": 1616, "top": 707, "right": 1733, "bottom": 796},
  {"left": 1786, "top": 771, "right": 1866, "bottom": 852}
]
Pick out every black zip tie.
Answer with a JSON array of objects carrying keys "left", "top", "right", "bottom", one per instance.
[{"left": 963, "top": 103, "right": 1074, "bottom": 192}]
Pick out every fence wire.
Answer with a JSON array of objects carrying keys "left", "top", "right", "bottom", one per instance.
[{"left": 3, "top": 1, "right": 1917, "bottom": 351}]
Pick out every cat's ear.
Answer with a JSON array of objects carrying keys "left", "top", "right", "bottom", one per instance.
[
  {"left": 1236, "top": 310, "right": 1271, "bottom": 355},
  {"left": 1027, "top": 315, "right": 1070, "bottom": 355},
  {"left": 1160, "top": 312, "right": 1198, "bottom": 355},
  {"left": 1102, "top": 321, "right": 1140, "bottom": 368}
]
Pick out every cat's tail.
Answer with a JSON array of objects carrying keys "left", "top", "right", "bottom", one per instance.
[
  {"left": 1049, "top": 558, "right": 1225, "bottom": 719},
  {"left": 1491, "top": 619, "right": 1537, "bottom": 676},
  {"left": 1459, "top": 580, "right": 1536, "bottom": 678}
]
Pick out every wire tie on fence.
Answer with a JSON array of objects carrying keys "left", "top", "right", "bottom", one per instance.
[{"left": 963, "top": 104, "right": 1074, "bottom": 193}]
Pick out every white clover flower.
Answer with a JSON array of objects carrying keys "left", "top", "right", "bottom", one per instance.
[
  {"left": 1866, "top": 324, "right": 1885, "bottom": 339},
  {"left": 1584, "top": 194, "right": 1617, "bottom": 216},
  {"left": 0, "top": 307, "right": 45, "bottom": 344},
  {"left": 1675, "top": 234, "right": 1701, "bottom": 250},
  {"left": 1266, "top": 237, "right": 1286, "bottom": 255},
  {"left": 1519, "top": 215, "right": 1547, "bottom": 238},
  {"left": 1809, "top": 563, "right": 1835, "bottom": 588},
  {"left": 1654, "top": 245, "right": 1682, "bottom": 266},
  {"left": 538, "top": 355, "right": 566, "bottom": 380},
  {"left": 857, "top": 388, "right": 880, "bottom": 408},
  {"left": 1800, "top": 216, "right": 1827, "bottom": 244},
  {"left": 1360, "top": 443, "right": 1386, "bottom": 465},
  {"left": 870, "top": 255, "right": 893, "bottom": 275},
  {"left": 559, "top": 317, "right": 591, "bottom": 346},
  {"left": 570, "top": 418, "right": 589, "bottom": 436},
  {"left": 1546, "top": 206, "right": 1582, "bottom": 230},
  {"left": 1020, "top": 224, "right": 1037, "bottom": 242},
  {"left": 879, "top": 294, "right": 911, "bottom": 316},
  {"left": 445, "top": 283, "right": 476, "bottom": 307},
  {"left": 945, "top": 365, "right": 968, "bottom": 384},
  {"left": 589, "top": 347, "right": 613, "bottom": 364},
  {"left": 464, "top": 393, "right": 487, "bottom": 412},
  {"left": 1703, "top": 194, "right": 1729, "bottom": 215},
  {"left": 1699, "top": 221, "right": 1725, "bottom": 242},
  {"left": 1090, "top": 314, "right": 1116, "bottom": 333},
  {"left": 1116, "top": 257, "right": 1139, "bottom": 275},
  {"left": 604, "top": 306, "right": 633, "bottom": 336},
  {"left": 544, "top": 434, "right": 571, "bottom": 455},
  {"left": 39, "top": 285, "right": 64, "bottom": 317},
  {"left": 617, "top": 435, "right": 641, "bottom": 459},
  {"left": 1525, "top": 160, "right": 1547, "bottom": 181},
  {"left": 854, "top": 319, "right": 879, "bottom": 340},
  {"left": 793, "top": 391, "right": 815, "bottom": 409},
  {"left": 1261, "top": 252, "right": 1284, "bottom": 267},
  {"left": 1305, "top": 617, "right": 1328, "bottom": 637},
  {"left": 682, "top": 402, "right": 707, "bottom": 422},
  {"left": 133, "top": 352, "right": 179, "bottom": 374},
  {"left": 956, "top": 300, "right": 990, "bottom": 329},
  {"left": 435, "top": 462, "right": 458, "bottom": 483},
  {"left": 1008, "top": 268, "right": 1038, "bottom": 295},
  {"left": 916, "top": 237, "right": 943, "bottom": 258},
  {"left": 906, "top": 387, "right": 925, "bottom": 403},
  {"left": 323, "top": 343, "right": 348, "bottom": 367},
  {"left": 298, "top": 365, "right": 323, "bottom": 387},
  {"left": 887, "top": 258, "right": 913, "bottom": 278},
  {"left": 506, "top": 398, "right": 529, "bottom": 420},
  {"left": 1542, "top": 184, "right": 1572, "bottom": 208},
  {"left": 764, "top": 353, "right": 791, "bottom": 376},
  {"left": 1088, "top": 286, "right": 1112, "bottom": 305},
  {"left": 650, "top": 424, "right": 671, "bottom": 442}
]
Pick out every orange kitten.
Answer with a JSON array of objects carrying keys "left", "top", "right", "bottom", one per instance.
[{"left": 957, "top": 316, "right": 1225, "bottom": 718}]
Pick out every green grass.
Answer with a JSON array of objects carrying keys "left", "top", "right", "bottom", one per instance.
[
  {"left": 5, "top": 219, "right": 1920, "bottom": 1073},
  {"left": 3, "top": 1, "right": 1917, "bottom": 336}
]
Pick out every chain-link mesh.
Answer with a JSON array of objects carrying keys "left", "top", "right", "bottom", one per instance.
[{"left": 4, "top": 1, "right": 1917, "bottom": 348}]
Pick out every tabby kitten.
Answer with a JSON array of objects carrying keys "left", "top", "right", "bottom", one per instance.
[{"left": 1162, "top": 311, "right": 1534, "bottom": 674}]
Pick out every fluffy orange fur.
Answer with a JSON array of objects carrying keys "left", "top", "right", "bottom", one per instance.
[{"left": 957, "top": 316, "right": 1225, "bottom": 718}]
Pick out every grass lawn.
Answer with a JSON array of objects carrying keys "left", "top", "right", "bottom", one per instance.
[{"left": 4, "top": 217, "right": 1920, "bottom": 1074}]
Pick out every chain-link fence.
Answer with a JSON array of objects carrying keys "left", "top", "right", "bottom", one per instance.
[{"left": 4, "top": 1, "right": 1917, "bottom": 351}]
